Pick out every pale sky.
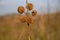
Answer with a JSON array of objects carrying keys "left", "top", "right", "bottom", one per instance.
[{"left": 0, "top": 0, "right": 60, "bottom": 15}]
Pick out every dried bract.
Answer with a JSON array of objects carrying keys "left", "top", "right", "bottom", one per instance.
[
  {"left": 26, "top": 17, "right": 33, "bottom": 24},
  {"left": 20, "top": 16, "right": 33, "bottom": 24},
  {"left": 20, "top": 16, "right": 26, "bottom": 23}
]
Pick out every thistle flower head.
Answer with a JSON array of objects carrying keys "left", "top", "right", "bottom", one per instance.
[
  {"left": 26, "top": 3, "right": 33, "bottom": 10},
  {"left": 17, "top": 6, "right": 25, "bottom": 14},
  {"left": 32, "top": 10, "right": 37, "bottom": 16}
]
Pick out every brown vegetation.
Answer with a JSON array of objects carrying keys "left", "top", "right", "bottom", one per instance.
[{"left": 0, "top": 12, "right": 60, "bottom": 40}]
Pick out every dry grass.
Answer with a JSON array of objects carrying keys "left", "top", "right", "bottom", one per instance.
[{"left": 0, "top": 12, "right": 60, "bottom": 40}]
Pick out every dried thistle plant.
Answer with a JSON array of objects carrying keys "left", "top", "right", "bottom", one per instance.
[
  {"left": 17, "top": 1, "right": 37, "bottom": 40},
  {"left": 17, "top": 2, "right": 37, "bottom": 30}
]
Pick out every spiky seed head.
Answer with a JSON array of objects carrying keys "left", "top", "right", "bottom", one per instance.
[
  {"left": 17, "top": 6, "right": 25, "bottom": 14},
  {"left": 32, "top": 10, "right": 37, "bottom": 16},
  {"left": 26, "top": 3, "right": 33, "bottom": 10}
]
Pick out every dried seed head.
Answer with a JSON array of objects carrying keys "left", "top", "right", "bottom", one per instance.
[
  {"left": 17, "top": 6, "right": 25, "bottom": 14},
  {"left": 32, "top": 10, "right": 37, "bottom": 16},
  {"left": 26, "top": 3, "right": 33, "bottom": 10}
]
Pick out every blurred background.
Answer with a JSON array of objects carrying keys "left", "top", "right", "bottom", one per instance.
[{"left": 0, "top": 0, "right": 60, "bottom": 40}]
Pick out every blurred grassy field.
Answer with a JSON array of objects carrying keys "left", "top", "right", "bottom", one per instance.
[{"left": 0, "top": 12, "right": 60, "bottom": 40}]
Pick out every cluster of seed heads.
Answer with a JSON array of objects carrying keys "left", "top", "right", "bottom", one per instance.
[{"left": 17, "top": 3, "right": 37, "bottom": 24}]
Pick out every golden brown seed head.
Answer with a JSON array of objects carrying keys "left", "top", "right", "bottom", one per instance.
[
  {"left": 17, "top": 6, "right": 25, "bottom": 14},
  {"left": 26, "top": 3, "right": 33, "bottom": 10},
  {"left": 32, "top": 10, "right": 37, "bottom": 16}
]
